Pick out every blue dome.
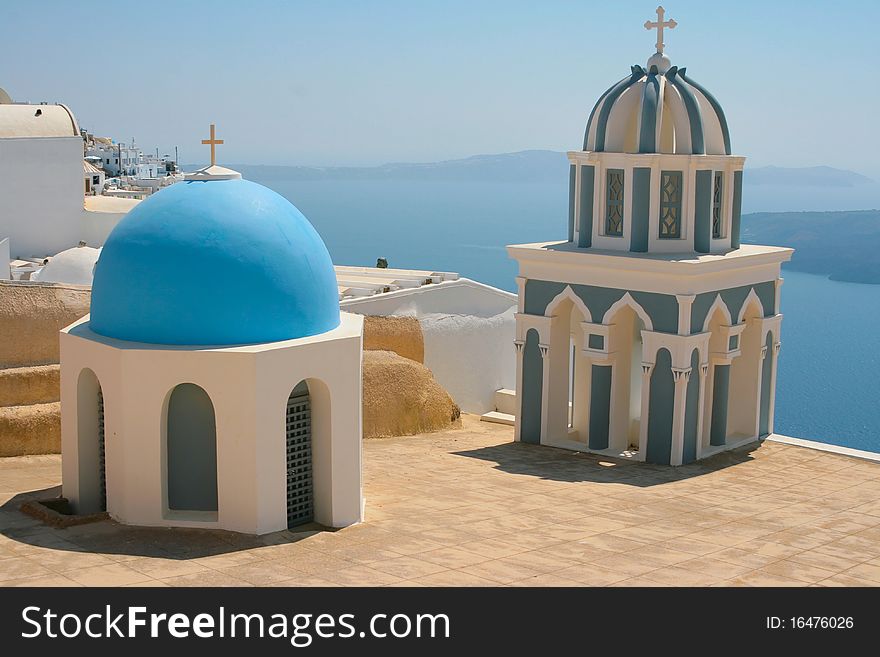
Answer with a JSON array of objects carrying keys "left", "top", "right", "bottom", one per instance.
[{"left": 90, "top": 178, "right": 340, "bottom": 346}]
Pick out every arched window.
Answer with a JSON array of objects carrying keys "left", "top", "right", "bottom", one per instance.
[
  {"left": 166, "top": 383, "right": 217, "bottom": 513},
  {"left": 286, "top": 381, "right": 314, "bottom": 528}
]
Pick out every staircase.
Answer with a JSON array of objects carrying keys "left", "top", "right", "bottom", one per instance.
[
  {"left": 0, "top": 364, "right": 61, "bottom": 456},
  {"left": 480, "top": 388, "right": 516, "bottom": 426}
]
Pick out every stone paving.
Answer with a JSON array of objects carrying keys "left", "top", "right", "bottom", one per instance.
[{"left": 2, "top": 416, "right": 880, "bottom": 587}]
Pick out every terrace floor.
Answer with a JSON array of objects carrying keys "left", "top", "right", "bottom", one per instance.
[{"left": 2, "top": 416, "right": 880, "bottom": 587}]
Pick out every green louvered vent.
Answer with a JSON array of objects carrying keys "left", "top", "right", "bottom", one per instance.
[{"left": 286, "top": 390, "right": 314, "bottom": 528}]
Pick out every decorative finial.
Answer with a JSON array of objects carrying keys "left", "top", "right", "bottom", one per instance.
[
  {"left": 644, "top": 6, "right": 677, "bottom": 55},
  {"left": 201, "top": 123, "right": 224, "bottom": 167}
]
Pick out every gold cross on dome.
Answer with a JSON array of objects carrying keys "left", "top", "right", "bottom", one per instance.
[
  {"left": 201, "top": 123, "right": 224, "bottom": 166},
  {"left": 644, "top": 6, "right": 677, "bottom": 54}
]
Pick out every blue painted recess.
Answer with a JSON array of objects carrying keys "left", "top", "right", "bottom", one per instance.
[{"left": 90, "top": 178, "right": 340, "bottom": 346}]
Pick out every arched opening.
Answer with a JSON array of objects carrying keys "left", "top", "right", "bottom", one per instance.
[
  {"left": 682, "top": 348, "right": 701, "bottom": 464},
  {"left": 546, "top": 296, "right": 589, "bottom": 444},
  {"left": 166, "top": 383, "right": 217, "bottom": 513},
  {"left": 286, "top": 380, "right": 315, "bottom": 528},
  {"left": 606, "top": 304, "right": 646, "bottom": 453},
  {"left": 728, "top": 300, "right": 763, "bottom": 440},
  {"left": 759, "top": 331, "right": 774, "bottom": 437},
  {"left": 520, "top": 328, "right": 543, "bottom": 444},
  {"left": 647, "top": 348, "right": 674, "bottom": 465},
  {"left": 704, "top": 302, "right": 731, "bottom": 449},
  {"left": 76, "top": 368, "right": 105, "bottom": 514}
]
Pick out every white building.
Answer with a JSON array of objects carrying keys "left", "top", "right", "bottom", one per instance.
[
  {"left": 85, "top": 138, "right": 142, "bottom": 177},
  {"left": 83, "top": 159, "right": 105, "bottom": 195},
  {"left": 61, "top": 163, "right": 364, "bottom": 534},
  {"left": 0, "top": 88, "right": 85, "bottom": 259}
]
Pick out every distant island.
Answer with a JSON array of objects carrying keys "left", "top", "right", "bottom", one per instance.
[
  {"left": 191, "top": 151, "right": 874, "bottom": 187},
  {"left": 742, "top": 210, "right": 880, "bottom": 284}
]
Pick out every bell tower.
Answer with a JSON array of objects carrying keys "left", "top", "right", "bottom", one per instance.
[{"left": 509, "top": 7, "right": 793, "bottom": 465}]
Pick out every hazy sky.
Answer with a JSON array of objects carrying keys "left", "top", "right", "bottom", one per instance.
[{"left": 2, "top": 1, "right": 877, "bottom": 174}]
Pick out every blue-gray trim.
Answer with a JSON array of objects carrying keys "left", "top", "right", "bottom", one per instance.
[
  {"left": 520, "top": 329, "right": 543, "bottom": 444},
  {"left": 638, "top": 73, "right": 660, "bottom": 153},
  {"left": 666, "top": 71, "right": 705, "bottom": 155},
  {"left": 710, "top": 365, "right": 730, "bottom": 446},
  {"left": 167, "top": 383, "right": 218, "bottom": 512},
  {"left": 583, "top": 78, "right": 624, "bottom": 150},
  {"left": 683, "top": 349, "right": 700, "bottom": 464},
  {"left": 630, "top": 167, "right": 651, "bottom": 252},
  {"left": 568, "top": 165, "right": 576, "bottom": 242},
  {"left": 680, "top": 70, "right": 732, "bottom": 155},
  {"left": 594, "top": 69, "right": 643, "bottom": 152},
  {"left": 759, "top": 332, "right": 774, "bottom": 437},
  {"left": 578, "top": 165, "right": 594, "bottom": 248},
  {"left": 731, "top": 169, "right": 743, "bottom": 249},
  {"left": 690, "top": 281, "right": 777, "bottom": 334},
  {"left": 647, "top": 348, "right": 674, "bottom": 465},
  {"left": 524, "top": 279, "right": 679, "bottom": 334},
  {"left": 588, "top": 365, "right": 612, "bottom": 450},
  {"left": 588, "top": 334, "right": 604, "bottom": 350},
  {"left": 693, "top": 169, "right": 713, "bottom": 253}
]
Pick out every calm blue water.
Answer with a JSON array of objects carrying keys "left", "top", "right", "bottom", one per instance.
[{"left": 250, "top": 176, "right": 880, "bottom": 453}]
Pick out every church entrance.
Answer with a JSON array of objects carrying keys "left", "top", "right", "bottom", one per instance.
[{"left": 286, "top": 381, "right": 314, "bottom": 528}]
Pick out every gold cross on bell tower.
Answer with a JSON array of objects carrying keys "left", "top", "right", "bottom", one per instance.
[
  {"left": 644, "top": 6, "right": 677, "bottom": 55},
  {"left": 201, "top": 123, "right": 224, "bottom": 166}
]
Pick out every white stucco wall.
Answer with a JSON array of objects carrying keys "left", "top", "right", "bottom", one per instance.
[
  {"left": 420, "top": 308, "right": 516, "bottom": 414},
  {"left": 60, "top": 313, "right": 364, "bottom": 535},
  {"left": 0, "top": 137, "right": 85, "bottom": 258},
  {"left": 342, "top": 278, "right": 517, "bottom": 413}
]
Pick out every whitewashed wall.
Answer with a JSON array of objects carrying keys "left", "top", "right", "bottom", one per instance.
[
  {"left": 342, "top": 279, "right": 517, "bottom": 414},
  {"left": 0, "top": 137, "right": 85, "bottom": 258}
]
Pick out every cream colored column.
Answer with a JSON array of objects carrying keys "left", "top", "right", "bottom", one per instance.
[
  {"left": 670, "top": 367, "right": 692, "bottom": 466},
  {"left": 513, "top": 338, "right": 525, "bottom": 442},
  {"left": 637, "top": 363, "right": 653, "bottom": 461},
  {"left": 767, "top": 341, "right": 781, "bottom": 434},
  {"left": 539, "top": 342, "right": 551, "bottom": 445},
  {"left": 695, "top": 363, "right": 709, "bottom": 459}
]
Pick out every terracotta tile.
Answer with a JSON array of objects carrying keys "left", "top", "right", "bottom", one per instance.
[
  {"left": 624, "top": 545, "right": 694, "bottom": 566},
  {"left": 759, "top": 560, "right": 838, "bottom": 584},
  {"left": 67, "top": 563, "right": 154, "bottom": 587},
  {"left": 216, "top": 561, "right": 304, "bottom": 586},
  {"left": 552, "top": 563, "right": 631, "bottom": 586},
  {"left": 816, "top": 573, "right": 877, "bottom": 587},
  {"left": 127, "top": 557, "right": 210, "bottom": 579},
  {"left": 367, "top": 555, "right": 448, "bottom": 579},
  {"left": 410, "top": 570, "right": 498, "bottom": 586},
  {"left": 3, "top": 416, "right": 880, "bottom": 588},
  {"left": 639, "top": 565, "right": 723, "bottom": 587},
  {"left": 788, "top": 548, "right": 864, "bottom": 574},
  {"left": 459, "top": 558, "right": 545, "bottom": 584},
  {"left": 0, "top": 556, "right": 55, "bottom": 582},
  {"left": 322, "top": 566, "right": 406, "bottom": 587},
  {"left": 841, "top": 562, "right": 880, "bottom": 584},
  {"left": 418, "top": 546, "right": 494, "bottom": 569}
]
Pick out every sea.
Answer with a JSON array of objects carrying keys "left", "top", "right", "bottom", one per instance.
[{"left": 247, "top": 175, "right": 880, "bottom": 454}]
